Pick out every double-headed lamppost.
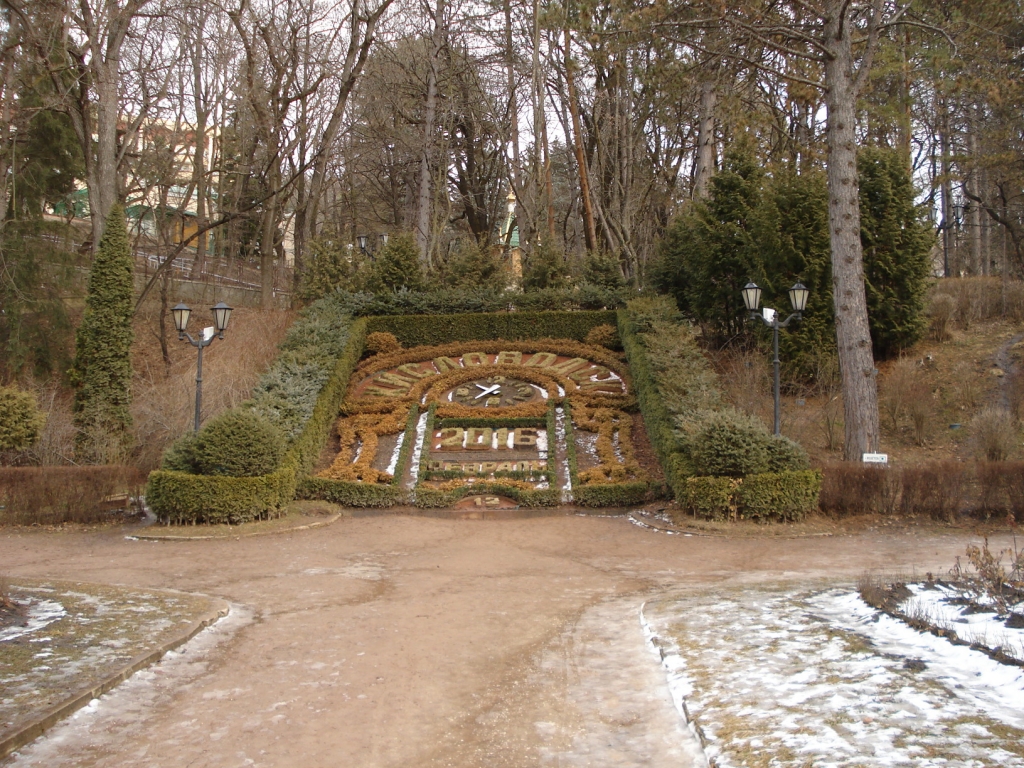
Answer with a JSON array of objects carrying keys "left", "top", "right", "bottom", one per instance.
[
  {"left": 171, "top": 301, "right": 233, "bottom": 432},
  {"left": 741, "top": 281, "right": 809, "bottom": 436},
  {"left": 357, "top": 233, "right": 389, "bottom": 259}
]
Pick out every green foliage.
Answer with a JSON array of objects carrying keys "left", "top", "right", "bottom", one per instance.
[
  {"left": 296, "top": 476, "right": 406, "bottom": 507},
  {"left": 677, "top": 476, "right": 737, "bottom": 520},
  {"left": 767, "top": 434, "right": 811, "bottom": 472},
  {"left": 572, "top": 482, "right": 651, "bottom": 507},
  {"left": 160, "top": 432, "right": 199, "bottom": 473},
  {"left": 687, "top": 410, "right": 774, "bottom": 477},
  {"left": 144, "top": 467, "right": 296, "bottom": 525},
  {"left": 0, "top": 222, "right": 80, "bottom": 380},
  {"left": 71, "top": 206, "right": 134, "bottom": 463},
  {"left": 656, "top": 145, "right": 933, "bottom": 367},
  {"left": 366, "top": 309, "right": 618, "bottom": 347},
  {"left": 443, "top": 240, "right": 507, "bottom": 289},
  {"left": 676, "top": 470, "right": 821, "bottom": 522},
  {"left": 735, "top": 470, "right": 823, "bottom": 521},
  {"left": 369, "top": 232, "right": 425, "bottom": 292},
  {"left": 326, "top": 285, "right": 629, "bottom": 316},
  {"left": 581, "top": 252, "right": 627, "bottom": 291},
  {"left": 413, "top": 482, "right": 560, "bottom": 508},
  {"left": 859, "top": 146, "right": 934, "bottom": 359},
  {"left": 298, "top": 235, "right": 367, "bottom": 302},
  {"left": 0, "top": 385, "right": 46, "bottom": 451},
  {"left": 10, "top": 66, "right": 84, "bottom": 218},
  {"left": 190, "top": 409, "right": 286, "bottom": 477},
  {"left": 522, "top": 241, "right": 569, "bottom": 290},
  {"left": 654, "top": 144, "right": 769, "bottom": 342}
]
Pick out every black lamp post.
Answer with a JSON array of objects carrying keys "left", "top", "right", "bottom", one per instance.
[
  {"left": 357, "top": 233, "right": 389, "bottom": 260},
  {"left": 742, "top": 282, "right": 809, "bottom": 435},
  {"left": 172, "top": 301, "right": 233, "bottom": 432}
]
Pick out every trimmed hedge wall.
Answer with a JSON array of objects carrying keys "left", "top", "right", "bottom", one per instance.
[
  {"left": 367, "top": 310, "right": 618, "bottom": 347},
  {"left": 616, "top": 309, "right": 687, "bottom": 493},
  {"left": 414, "top": 482, "right": 560, "bottom": 508},
  {"left": 674, "top": 469, "right": 823, "bottom": 523},
  {"left": 146, "top": 315, "right": 368, "bottom": 523}
]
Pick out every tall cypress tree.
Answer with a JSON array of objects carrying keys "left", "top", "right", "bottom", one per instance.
[{"left": 71, "top": 205, "right": 134, "bottom": 463}]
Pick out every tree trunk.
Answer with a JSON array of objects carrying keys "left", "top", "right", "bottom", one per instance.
[
  {"left": 693, "top": 79, "right": 717, "bottom": 199},
  {"left": 939, "top": 95, "right": 953, "bottom": 278},
  {"left": 416, "top": 0, "right": 443, "bottom": 267},
  {"left": 824, "top": 3, "right": 881, "bottom": 461},
  {"left": 564, "top": 27, "right": 597, "bottom": 252},
  {"left": 89, "top": 60, "right": 121, "bottom": 248}
]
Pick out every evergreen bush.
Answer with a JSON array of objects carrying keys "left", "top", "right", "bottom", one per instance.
[
  {"left": 688, "top": 410, "right": 774, "bottom": 477},
  {"left": 191, "top": 409, "right": 286, "bottom": 477},
  {"left": 0, "top": 386, "right": 46, "bottom": 451},
  {"left": 766, "top": 434, "right": 811, "bottom": 472},
  {"left": 581, "top": 252, "right": 627, "bottom": 291},
  {"left": 522, "top": 242, "right": 569, "bottom": 290},
  {"left": 369, "top": 233, "right": 424, "bottom": 292},
  {"left": 71, "top": 205, "right": 134, "bottom": 463}
]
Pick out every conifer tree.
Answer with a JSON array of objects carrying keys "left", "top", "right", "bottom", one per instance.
[
  {"left": 71, "top": 205, "right": 134, "bottom": 463},
  {"left": 369, "top": 233, "right": 425, "bottom": 292}
]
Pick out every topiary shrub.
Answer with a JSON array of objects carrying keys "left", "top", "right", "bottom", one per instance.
[
  {"left": 766, "top": 435, "right": 810, "bottom": 472},
  {"left": 191, "top": 409, "right": 286, "bottom": 477},
  {"left": 0, "top": 385, "right": 46, "bottom": 451},
  {"left": 688, "top": 410, "right": 773, "bottom": 477},
  {"left": 585, "top": 323, "right": 621, "bottom": 351},
  {"left": 365, "top": 331, "right": 402, "bottom": 355}
]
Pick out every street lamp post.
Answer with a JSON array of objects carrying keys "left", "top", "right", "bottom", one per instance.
[
  {"left": 171, "top": 301, "right": 234, "bottom": 432},
  {"left": 357, "top": 233, "right": 389, "bottom": 260},
  {"left": 741, "top": 282, "right": 809, "bottom": 436}
]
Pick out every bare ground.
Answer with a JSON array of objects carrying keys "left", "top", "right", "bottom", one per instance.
[{"left": 0, "top": 515, "right": 1012, "bottom": 767}]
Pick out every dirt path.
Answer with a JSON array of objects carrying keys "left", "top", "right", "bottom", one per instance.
[{"left": 0, "top": 516, "right": 1005, "bottom": 767}]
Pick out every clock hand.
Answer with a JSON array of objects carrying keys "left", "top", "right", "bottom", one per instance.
[
  {"left": 474, "top": 385, "right": 500, "bottom": 399},
  {"left": 474, "top": 383, "right": 491, "bottom": 391}
]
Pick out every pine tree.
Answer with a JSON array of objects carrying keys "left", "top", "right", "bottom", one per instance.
[
  {"left": 369, "top": 233, "right": 425, "bottom": 292},
  {"left": 581, "top": 251, "right": 626, "bottom": 291},
  {"left": 71, "top": 205, "right": 134, "bottom": 463},
  {"left": 858, "top": 147, "right": 934, "bottom": 359}
]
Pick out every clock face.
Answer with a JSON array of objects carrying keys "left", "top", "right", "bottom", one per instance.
[{"left": 449, "top": 376, "right": 543, "bottom": 408}]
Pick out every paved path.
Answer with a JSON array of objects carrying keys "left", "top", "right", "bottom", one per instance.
[{"left": 0, "top": 515, "right": 998, "bottom": 767}]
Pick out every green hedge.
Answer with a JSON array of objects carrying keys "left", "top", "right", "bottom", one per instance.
[
  {"left": 616, "top": 309, "right": 687, "bottom": 493},
  {"left": 296, "top": 477, "right": 405, "bottom": 508},
  {"left": 414, "top": 482, "right": 560, "bottom": 508},
  {"left": 572, "top": 482, "right": 650, "bottom": 507},
  {"left": 367, "top": 309, "right": 618, "bottom": 347},
  {"left": 145, "top": 466, "right": 296, "bottom": 525},
  {"left": 146, "top": 314, "right": 368, "bottom": 523},
  {"left": 737, "top": 469, "right": 822, "bottom": 521},
  {"left": 677, "top": 476, "right": 737, "bottom": 521},
  {"left": 674, "top": 469, "right": 822, "bottom": 523}
]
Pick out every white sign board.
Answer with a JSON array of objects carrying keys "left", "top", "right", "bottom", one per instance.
[
  {"left": 203, "top": 326, "right": 215, "bottom": 342},
  {"left": 762, "top": 307, "right": 776, "bottom": 323},
  {"left": 862, "top": 453, "right": 888, "bottom": 464}
]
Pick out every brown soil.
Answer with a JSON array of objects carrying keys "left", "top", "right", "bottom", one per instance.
[{"left": 1, "top": 513, "right": 1013, "bottom": 768}]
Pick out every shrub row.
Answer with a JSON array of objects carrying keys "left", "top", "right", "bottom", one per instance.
[
  {"left": 675, "top": 470, "right": 823, "bottom": 522},
  {"left": 0, "top": 466, "right": 146, "bottom": 526},
  {"left": 414, "top": 481, "right": 560, "bottom": 508},
  {"left": 818, "top": 461, "right": 1024, "bottom": 521},
  {"left": 146, "top": 307, "right": 368, "bottom": 523},
  {"left": 366, "top": 309, "right": 619, "bottom": 348},
  {"left": 329, "top": 286, "right": 630, "bottom": 318}
]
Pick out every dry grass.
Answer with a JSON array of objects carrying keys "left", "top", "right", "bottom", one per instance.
[{"left": 130, "top": 303, "right": 293, "bottom": 471}]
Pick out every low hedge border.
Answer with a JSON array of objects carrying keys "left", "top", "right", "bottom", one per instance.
[
  {"left": 366, "top": 310, "right": 618, "bottom": 347},
  {"left": 146, "top": 315, "right": 368, "bottom": 523},
  {"left": 675, "top": 469, "right": 823, "bottom": 522},
  {"left": 414, "top": 481, "right": 560, "bottom": 509}
]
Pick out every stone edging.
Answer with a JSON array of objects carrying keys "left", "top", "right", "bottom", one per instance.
[
  {"left": 129, "top": 512, "right": 342, "bottom": 542},
  {"left": 0, "top": 598, "right": 231, "bottom": 761}
]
